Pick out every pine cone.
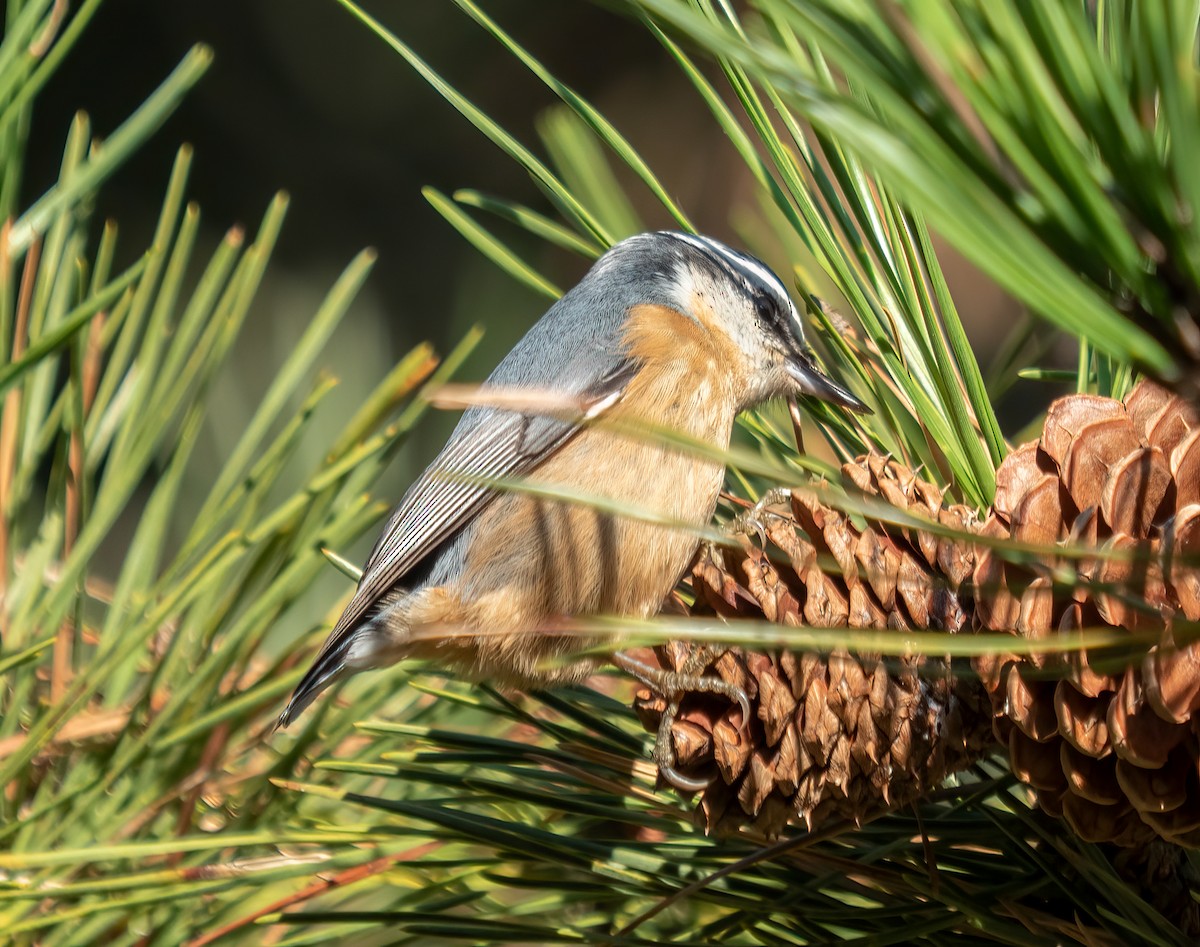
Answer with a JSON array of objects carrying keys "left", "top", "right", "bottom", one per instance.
[
  {"left": 974, "top": 381, "right": 1200, "bottom": 847},
  {"left": 633, "top": 456, "right": 995, "bottom": 836},
  {"left": 633, "top": 380, "right": 1200, "bottom": 848}
]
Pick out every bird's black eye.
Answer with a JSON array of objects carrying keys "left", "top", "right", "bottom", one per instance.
[{"left": 753, "top": 292, "right": 776, "bottom": 322}]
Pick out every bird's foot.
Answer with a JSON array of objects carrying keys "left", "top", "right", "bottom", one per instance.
[
  {"left": 697, "top": 487, "right": 792, "bottom": 573},
  {"left": 614, "top": 645, "right": 750, "bottom": 792},
  {"left": 725, "top": 487, "right": 792, "bottom": 548}
]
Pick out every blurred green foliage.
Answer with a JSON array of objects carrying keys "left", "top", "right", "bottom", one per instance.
[{"left": 2, "top": 0, "right": 1199, "bottom": 944}]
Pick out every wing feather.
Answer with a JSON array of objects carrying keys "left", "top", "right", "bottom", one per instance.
[{"left": 309, "top": 359, "right": 638, "bottom": 669}]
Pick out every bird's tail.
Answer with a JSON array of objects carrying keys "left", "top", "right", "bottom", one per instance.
[{"left": 275, "top": 639, "right": 354, "bottom": 730}]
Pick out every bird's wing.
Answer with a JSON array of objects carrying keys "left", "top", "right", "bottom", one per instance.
[{"left": 314, "top": 357, "right": 639, "bottom": 662}]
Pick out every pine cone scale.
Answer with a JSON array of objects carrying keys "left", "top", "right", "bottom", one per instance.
[
  {"left": 974, "top": 381, "right": 1200, "bottom": 845},
  {"left": 632, "top": 380, "right": 1200, "bottom": 847}
]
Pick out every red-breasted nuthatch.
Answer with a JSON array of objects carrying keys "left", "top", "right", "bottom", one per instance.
[{"left": 278, "top": 231, "right": 866, "bottom": 782}]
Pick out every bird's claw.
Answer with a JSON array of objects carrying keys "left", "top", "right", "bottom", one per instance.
[
  {"left": 652, "top": 704, "right": 712, "bottom": 792},
  {"left": 614, "top": 645, "right": 752, "bottom": 792},
  {"left": 726, "top": 487, "right": 792, "bottom": 548}
]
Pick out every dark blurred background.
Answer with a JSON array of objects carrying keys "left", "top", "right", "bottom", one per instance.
[
  {"left": 26, "top": 3, "right": 764, "bottom": 479},
  {"left": 23, "top": 0, "right": 1023, "bottom": 570}
]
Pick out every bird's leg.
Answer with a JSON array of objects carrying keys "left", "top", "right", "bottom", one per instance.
[
  {"left": 698, "top": 486, "right": 793, "bottom": 568},
  {"left": 700, "top": 487, "right": 792, "bottom": 568},
  {"left": 617, "top": 490, "right": 791, "bottom": 791},
  {"left": 613, "top": 647, "right": 751, "bottom": 792},
  {"left": 727, "top": 487, "right": 792, "bottom": 548}
]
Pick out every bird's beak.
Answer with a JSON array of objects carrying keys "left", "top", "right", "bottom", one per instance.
[{"left": 786, "top": 352, "right": 871, "bottom": 414}]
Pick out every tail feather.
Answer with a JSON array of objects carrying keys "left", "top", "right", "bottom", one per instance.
[{"left": 275, "top": 640, "right": 354, "bottom": 730}]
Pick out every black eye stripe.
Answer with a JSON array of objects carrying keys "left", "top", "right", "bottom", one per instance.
[
  {"left": 753, "top": 289, "right": 793, "bottom": 334},
  {"left": 666, "top": 233, "right": 788, "bottom": 303},
  {"left": 753, "top": 291, "right": 776, "bottom": 321},
  {"left": 662, "top": 231, "right": 799, "bottom": 335}
]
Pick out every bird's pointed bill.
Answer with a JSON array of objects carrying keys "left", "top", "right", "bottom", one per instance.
[{"left": 786, "top": 355, "right": 870, "bottom": 414}]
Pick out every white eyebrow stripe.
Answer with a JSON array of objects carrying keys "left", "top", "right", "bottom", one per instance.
[
  {"left": 665, "top": 231, "right": 714, "bottom": 256},
  {"left": 663, "top": 231, "right": 790, "bottom": 300},
  {"left": 699, "top": 237, "right": 785, "bottom": 294},
  {"left": 661, "top": 230, "right": 808, "bottom": 343},
  {"left": 662, "top": 232, "right": 751, "bottom": 295}
]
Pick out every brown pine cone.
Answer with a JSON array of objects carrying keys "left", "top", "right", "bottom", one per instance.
[
  {"left": 634, "top": 379, "right": 1200, "bottom": 849},
  {"left": 973, "top": 380, "right": 1200, "bottom": 847},
  {"left": 633, "top": 456, "right": 995, "bottom": 836}
]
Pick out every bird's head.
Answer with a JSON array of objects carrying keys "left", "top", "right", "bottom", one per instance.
[{"left": 599, "top": 231, "right": 868, "bottom": 414}]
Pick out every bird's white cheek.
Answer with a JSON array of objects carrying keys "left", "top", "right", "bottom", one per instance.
[{"left": 733, "top": 360, "right": 783, "bottom": 410}]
